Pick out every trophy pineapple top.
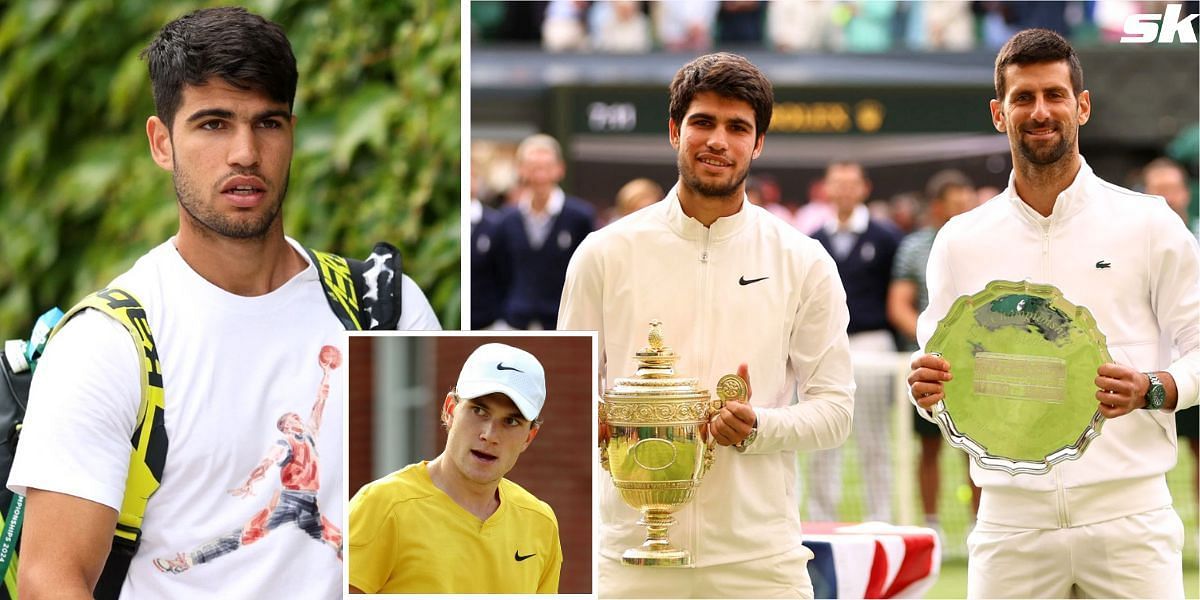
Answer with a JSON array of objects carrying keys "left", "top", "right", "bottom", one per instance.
[
  {"left": 606, "top": 320, "right": 708, "bottom": 401},
  {"left": 634, "top": 319, "right": 681, "bottom": 377},
  {"left": 648, "top": 319, "right": 667, "bottom": 350},
  {"left": 646, "top": 319, "right": 665, "bottom": 352}
]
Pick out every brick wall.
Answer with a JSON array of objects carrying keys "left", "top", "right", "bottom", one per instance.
[{"left": 347, "top": 336, "right": 375, "bottom": 499}]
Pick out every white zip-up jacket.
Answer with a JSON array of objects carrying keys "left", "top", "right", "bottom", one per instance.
[
  {"left": 915, "top": 158, "right": 1200, "bottom": 529},
  {"left": 559, "top": 186, "right": 855, "bottom": 566}
]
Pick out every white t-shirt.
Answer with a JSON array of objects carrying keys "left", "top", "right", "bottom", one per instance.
[{"left": 8, "top": 238, "right": 434, "bottom": 598}]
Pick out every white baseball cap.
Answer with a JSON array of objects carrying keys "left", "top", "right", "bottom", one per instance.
[{"left": 455, "top": 343, "right": 547, "bottom": 421}]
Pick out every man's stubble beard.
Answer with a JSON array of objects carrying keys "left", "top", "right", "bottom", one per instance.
[
  {"left": 1015, "top": 128, "right": 1073, "bottom": 167},
  {"left": 173, "top": 160, "right": 289, "bottom": 241},
  {"left": 678, "top": 152, "right": 753, "bottom": 200},
  {"left": 1010, "top": 103, "right": 1079, "bottom": 169}
]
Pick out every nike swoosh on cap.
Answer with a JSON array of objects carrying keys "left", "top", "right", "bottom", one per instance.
[{"left": 496, "top": 363, "right": 524, "bottom": 372}]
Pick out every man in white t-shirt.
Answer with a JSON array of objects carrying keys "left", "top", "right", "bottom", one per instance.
[{"left": 7, "top": 7, "right": 439, "bottom": 599}]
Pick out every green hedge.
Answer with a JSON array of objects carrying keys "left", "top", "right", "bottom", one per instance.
[{"left": 0, "top": 0, "right": 461, "bottom": 335}]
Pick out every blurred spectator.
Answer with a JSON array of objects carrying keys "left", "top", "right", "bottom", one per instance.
[
  {"left": 652, "top": 1, "right": 718, "bottom": 52},
  {"left": 976, "top": 184, "right": 1001, "bottom": 205},
  {"left": 887, "top": 192, "right": 921, "bottom": 234},
  {"left": 1008, "top": 1, "right": 1073, "bottom": 35},
  {"left": 717, "top": 1, "right": 766, "bottom": 44},
  {"left": 472, "top": 0, "right": 1167, "bottom": 48},
  {"left": 1165, "top": 124, "right": 1200, "bottom": 230},
  {"left": 867, "top": 197, "right": 892, "bottom": 224},
  {"left": 472, "top": 139, "right": 521, "bottom": 208},
  {"left": 543, "top": 0, "right": 590, "bottom": 52},
  {"left": 976, "top": 2, "right": 1016, "bottom": 49},
  {"left": 470, "top": 193, "right": 506, "bottom": 329},
  {"left": 470, "top": 152, "right": 507, "bottom": 330},
  {"left": 906, "top": 0, "right": 974, "bottom": 50},
  {"left": 889, "top": 170, "right": 974, "bottom": 349},
  {"left": 808, "top": 161, "right": 902, "bottom": 523},
  {"left": 795, "top": 178, "right": 836, "bottom": 234},
  {"left": 976, "top": 1, "right": 1071, "bottom": 49},
  {"left": 768, "top": 0, "right": 834, "bottom": 51},
  {"left": 888, "top": 169, "right": 980, "bottom": 532},
  {"left": 1094, "top": 0, "right": 1147, "bottom": 43},
  {"left": 591, "top": 1, "right": 653, "bottom": 53},
  {"left": 1143, "top": 157, "right": 1196, "bottom": 237},
  {"left": 835, "top": 0, "right": 899, "bottom": 52},
  {"left": 607, "top": 177, "right": 663, "bottom": 224},
  {"left": 470, "top": 1, "right": 509, "bottom": 41},
  {"left": 747, "top": 174, "right": 795, "bottom": 225},
  {"left": 492, "top": 134, "right": 596, "bottom": 329}
]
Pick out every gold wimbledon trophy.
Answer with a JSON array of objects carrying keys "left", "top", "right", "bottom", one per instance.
[{"left": 598, "top": 320, "right": 748, "bottom": 567}]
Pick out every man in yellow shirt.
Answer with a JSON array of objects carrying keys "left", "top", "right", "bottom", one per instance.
[{"left": 348, "top": 343, "right": 562, "bottom": 594}]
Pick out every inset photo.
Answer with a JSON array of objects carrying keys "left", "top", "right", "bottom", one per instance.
[{"left": 346, "top": 333, "right": 595, "bottom": 594}]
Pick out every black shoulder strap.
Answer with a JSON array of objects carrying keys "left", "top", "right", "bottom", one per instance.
[{"left": 306, "top": 243, "right": 403, "bottom": 331}]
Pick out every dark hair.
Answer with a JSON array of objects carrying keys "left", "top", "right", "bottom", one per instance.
[
  {"left": 669, "top": 52, "right": 774, "bottom": 138},
  {"left": 925, "top": 169, "right": 974, "bottom": 202},
  {"left": 141, "top": 7, "right": 297, "bottom": 130},
  {"left": 994, "top": 28, "right": 1083, "bottom": 100}
]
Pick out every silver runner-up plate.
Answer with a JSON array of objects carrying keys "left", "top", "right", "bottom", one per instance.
[{"left": 925, "top": 280, "right": 1111, "bottom": 475}]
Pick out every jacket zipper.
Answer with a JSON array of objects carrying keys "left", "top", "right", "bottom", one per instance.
[
  {"left": 1041, "top": 220, "right": 1052, "bottom": 280},
  {"left": 1046, "top": 213, "right": 1069, "bottom": 527},
  {"left": 693, "top": 225, "right": 713, "bottom": 563},
  {"left": 1054, "top": 466, "right": 1068, "bottom": 528}
]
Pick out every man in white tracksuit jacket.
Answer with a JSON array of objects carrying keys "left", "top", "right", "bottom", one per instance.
[
  {"left": 559, "top": 53, "right": 855, "bottom": 598},
  {"left": 909, "top": 29, "right": 1199, "bottom": 599}
]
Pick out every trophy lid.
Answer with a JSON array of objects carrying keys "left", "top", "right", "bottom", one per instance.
[{"left": 604, "top": 320, "right": 711, "bottom": 401}]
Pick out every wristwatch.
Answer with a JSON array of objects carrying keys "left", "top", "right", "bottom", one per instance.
[
  {"left": 734, "top": 420, "right": 758, "bottom": 453},
  {"left": 1142, "top": 372, "right": 1165, "bottom": 410}
]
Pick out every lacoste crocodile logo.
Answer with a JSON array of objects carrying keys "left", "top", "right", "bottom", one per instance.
[
  {"left": 1095, "top": 260, "right": 1111, "bottom": 269},
  {"left": 739, "top": 276, "right": 769, "bottom": 286}
]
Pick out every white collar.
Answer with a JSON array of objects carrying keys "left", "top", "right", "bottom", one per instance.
[
  {"left": 1005, "top": 156, "right": 1093, "bottom": 225},
  {"left": 662, "top": 184, "right": 754, "bottom": 241},
  {"left": 519, "top": 187, "right": 565, "bottom": 218},
  {"left": 469, "top": 198, "right": 482, "bottom": 225},
  {"left": 824, "top": 204, "right": 870, "bottom": 236}
]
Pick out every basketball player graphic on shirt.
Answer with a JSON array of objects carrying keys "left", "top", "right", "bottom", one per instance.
[{"left": 153, "top": 345, "right": 344, "bottom": 574}]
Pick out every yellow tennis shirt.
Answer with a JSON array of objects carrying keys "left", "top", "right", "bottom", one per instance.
[{"left": 348, "top": 461, "right": 562, "bottom": 593}]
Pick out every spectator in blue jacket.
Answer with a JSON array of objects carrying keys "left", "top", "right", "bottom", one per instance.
[
  {"left": 492, "top": 134, "right": 595, "bottom": 330},
  {"left": 808, "top": 160, "right": 902, "bottom": 523}
]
